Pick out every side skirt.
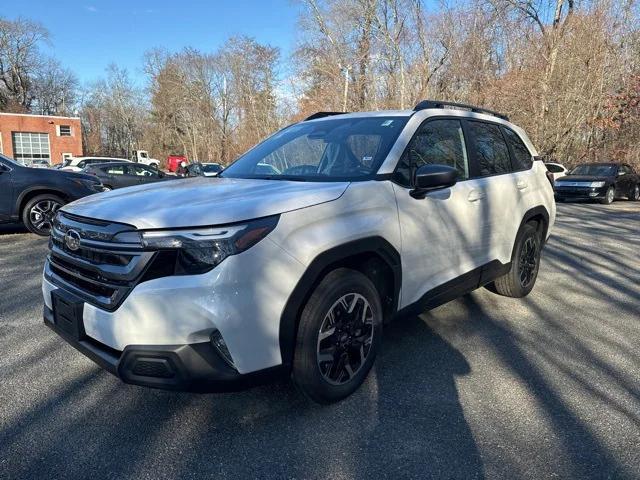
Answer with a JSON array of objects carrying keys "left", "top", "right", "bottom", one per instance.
[{"left": 394, "top": 260, "right": 511, "bottom": 319}]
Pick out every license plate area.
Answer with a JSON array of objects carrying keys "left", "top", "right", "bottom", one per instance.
[{"left": 51, "top": 290, "right": 86, "bottom": 340}]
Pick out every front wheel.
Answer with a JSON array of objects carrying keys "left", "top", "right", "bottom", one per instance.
[
  {"left": 22, "top": 194, "right": 64, "bottom": 236},
  {"left": 490, "top": 223, "right": 541, "bottom": 298},
  {"left": 601, "top": 186, "right": 615, "bottom": 204},
  {"left": 293, "top": 268, "right": 383, "bottom": 404}
]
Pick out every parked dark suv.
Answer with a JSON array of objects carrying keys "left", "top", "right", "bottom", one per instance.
[{"left": 0, "top": 154, "right": 104, "bottom": 235}]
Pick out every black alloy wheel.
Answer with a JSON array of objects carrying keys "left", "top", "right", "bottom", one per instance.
[
  {"left": 316, "top": 293, "right": 374, "bottom": 385},
  {"left": 22, "top": 194, "right": 63, "bottom": 236},
  {"left": 518, "top": 236, "right": 538, "bottom": 289},
  {"left": 293, "top": 268, "right": 383, "bottom": 404}
]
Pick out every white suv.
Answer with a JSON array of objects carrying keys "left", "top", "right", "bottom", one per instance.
[{"left": 43, "top": 101, "right": 555, "bottom": 403}]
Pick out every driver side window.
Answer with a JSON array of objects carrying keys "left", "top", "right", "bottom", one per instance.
[{"left": 395, "top": 119, "right": 469, "bottom": 186}]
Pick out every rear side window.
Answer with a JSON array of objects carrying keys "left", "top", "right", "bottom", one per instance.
[
  {"left": 395, "top": 119, "right": 469, "bottom": 186},
  {"left": 546, "top": 164, "right": 564, "bottom": 173},
  {"left": 503, "top": 128, "right": 533, "bottom": 171},
  {"left": 468, "top": 121, "right": 511, "bottom": 176},
  {"left": 104, "top": 166, "right": 125, "bottom": 175}
]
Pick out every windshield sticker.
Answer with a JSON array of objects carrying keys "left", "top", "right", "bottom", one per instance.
[{"left": 381, "top": 120, "right": 393, "bottom": 127}]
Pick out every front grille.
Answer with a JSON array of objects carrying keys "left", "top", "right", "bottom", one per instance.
[
  {"left": 45, "top": 212, "right": 155, "bottom": 311},
  {"left": 49, "top": 262, "right": 118, "bottom": 300}
]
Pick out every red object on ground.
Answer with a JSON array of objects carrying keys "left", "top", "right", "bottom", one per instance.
[{"left": 167, "top": 155, "right": 188, "bottom": 172}]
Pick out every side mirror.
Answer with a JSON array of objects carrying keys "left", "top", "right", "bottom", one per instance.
[{"left": 411, "top": 164, "right": 458, "bottom": 199}]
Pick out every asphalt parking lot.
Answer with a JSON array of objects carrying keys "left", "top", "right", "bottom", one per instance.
[{"left": 0, "top": 202, "right": 639, "bottom": 479}]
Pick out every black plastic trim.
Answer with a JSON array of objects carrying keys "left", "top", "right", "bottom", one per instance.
[
  {"left": 44, "top": 304, "right": 286, "bottom": 393},
  {"left": 304, "top": 111, "right": 348, "bottom": 121},
  {"left": 278, "top": 236, "right": 402, "bottom": 368},
  {"left": 394, "top": 260, "right": 511, "bottom": 319},
  {"left": 413, "top": 99, "right": 509, "bottom": 121}
]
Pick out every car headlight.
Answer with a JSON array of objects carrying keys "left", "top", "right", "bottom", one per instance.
[
  {"left": 590, "top": 181, "right": 606, "bottom": 188},
  {"left": 141, "top": 216, "right": 279, "bottom": 274}
]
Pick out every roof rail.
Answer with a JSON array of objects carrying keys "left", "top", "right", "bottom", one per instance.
[
  {"left": 304, "top": 111, "right": 347, "bottom": 121},
  {"left": 413, "top": 100, "right": 509, "bottom": 121}
]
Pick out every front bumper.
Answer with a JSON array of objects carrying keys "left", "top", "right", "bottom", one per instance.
[
  {"left": 44, "top": 304, "right": 284, "bottom": 392},
  {"left": 554, "top": 186, "right": 608, "bottom": 201}
]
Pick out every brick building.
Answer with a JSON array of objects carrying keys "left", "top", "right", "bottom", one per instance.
[{"left": 0, "top": 112, "right": 82, "bottom": 166}]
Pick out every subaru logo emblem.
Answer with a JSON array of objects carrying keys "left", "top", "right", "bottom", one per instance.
[{"left": 64, "top": 229, "right": 81, "bottom": 251}]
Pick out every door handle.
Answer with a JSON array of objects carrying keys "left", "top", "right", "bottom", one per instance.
[
  {"left": 516, "top": 180, "right": 528, "bottom": 190},
  {"left": 467, "top": 190, "right": 486, "bottom": 202}
]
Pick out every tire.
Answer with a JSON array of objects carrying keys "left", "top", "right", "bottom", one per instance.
[
  {"left": 103, "top": 185, "right": 113, "bottom": 191},
  {"left": 629, "top": 184, "right": 640, "bottom": 201},
  {"left": 601, "top": 186, "right": 615, "bottom": 204},
  {"left": 293, "top": 268, "right": 383, "bottom": 404},
  {"left": 22, "top": 194, "right": 64, "bottom": 236},
  {"left": 490, "top": 223, "right": 541, "bottom": 298}
]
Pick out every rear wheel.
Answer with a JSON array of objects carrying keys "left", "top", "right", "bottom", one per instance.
[
  {"left": 293, "top": 268, "right": 382, "bottom": 404},
  {"left": 490, "top": 223, "right": 541, "bottom": 298},
  {"left": 22, "top": 194, "right": 63, "bottom": 236},
  {"left": 601, "top": 186, "right": 615, "bottom": 204},
  {"left": 629, "top": 184, "right": 639, "bottom": 201}
]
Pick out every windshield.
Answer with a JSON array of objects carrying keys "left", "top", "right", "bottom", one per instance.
[
  {"left": 569, "top": 164, "right": 616, "bottom": 176},
  {"left": 222, "top": 116, "right": 408, "bottom": 181}
]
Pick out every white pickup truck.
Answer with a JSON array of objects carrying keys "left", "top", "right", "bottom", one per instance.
[{"left": 131, "top": 150, "right": 160, "bottom": 169}]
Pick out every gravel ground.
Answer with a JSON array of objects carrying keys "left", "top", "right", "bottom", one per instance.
[{"left": 0, "top": 202, "right": 639, "bottom": 479}]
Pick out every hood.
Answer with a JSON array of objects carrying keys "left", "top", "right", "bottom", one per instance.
[
  {"left": 62, "top": 177, "right": 349, "bottom": 229},
  {"left": 556, "top": 175, "right": 613, "bottom": 182}
]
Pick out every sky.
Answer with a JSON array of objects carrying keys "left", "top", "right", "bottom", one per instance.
[{"left": 2, "top": 0, "right": 301, "bottom": 86}]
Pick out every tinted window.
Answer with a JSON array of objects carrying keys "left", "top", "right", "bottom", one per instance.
[
  {"left": 569, "top": 164, "right": 616, "bottom": 176},
  {"left": 468, "top": 121, "right": 512, "bottom": 176},
  {"left": 503, "top": 127, "right": 532, "bottom": 170},
  {"left": 202, "top": 164, "right": 222, "bottom": 173},
  {"left": 104, "top": 165, "right": 125, "bottom": 175},
  {"left": 395, "top": 119, "right": 469, "bottom": 186},
  {"left": 546, "top": 164, "right": 564, "bottom": 173},
  {"left": 127, "top": 165, "right": 153, "bottom": 176}
]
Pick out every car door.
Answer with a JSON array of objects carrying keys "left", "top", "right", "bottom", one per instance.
[
  {"left": 464, "top": 120, "right": 520, "bottom": 265},
  {"left": 617, "top": 164, "right": 633, "bottom": 195},
  {"left": 119, "top": 165, "right": 146, "bottom": 187},
  {"left": 0, "top": 159, "right": 15, "bottom": 220},
  {"left": 101, "top": 164, "right": 128, "bottom": 189},
  {"left": 393, "top": 118, "right": 491, "bottom": 307},
  {"left": 127, "top": 164, "right": 159, "bottom": 184}
]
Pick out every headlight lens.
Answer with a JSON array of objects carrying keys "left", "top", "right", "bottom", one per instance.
[
  {"left": 590, "top": 181, "right": 606, "bottom": 188},
  {"left": 141, "top": 216, "right": 279, "bottom": 274}
]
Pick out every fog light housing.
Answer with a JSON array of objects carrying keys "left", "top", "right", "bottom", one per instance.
[
  {"left": 589, "top": 192, "right": 599, "bottom": 197},
  {"left": 210, "top": 330, "right": 236, "bottom": 370}
]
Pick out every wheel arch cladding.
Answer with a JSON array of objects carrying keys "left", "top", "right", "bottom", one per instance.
[
  {"left": 519, "top": 205, "right": 550, "bottom": 245},
  {"left": 278, "top": 236, "right": 401, "bottom": 368},
  {"left": 18, "top": 188, "right": 67, "bottom": 215}
]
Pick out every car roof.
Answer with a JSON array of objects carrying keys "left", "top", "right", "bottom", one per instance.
[
  {"left": 89, "top": 161, "right": 134, "bottom": 168},
  {"left": 578, "top": 162, "right": 618, "bottom": 166}
]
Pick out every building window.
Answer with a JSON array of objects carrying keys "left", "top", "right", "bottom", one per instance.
[
  {"left": 57, "top": 125, "right": 72, "bottom": 136},
  {"left": 12, "top": 132, "right": 51, "bottom": 166}
]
